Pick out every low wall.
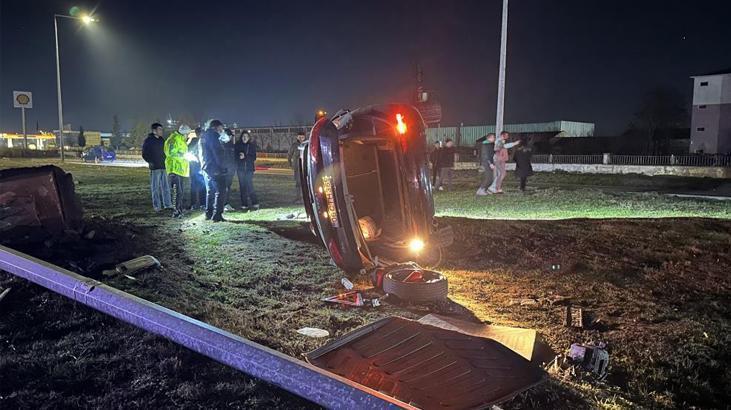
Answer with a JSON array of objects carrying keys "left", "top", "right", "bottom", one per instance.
[{"left": 455, "top": 162, "right": 731, "bottom": 178}]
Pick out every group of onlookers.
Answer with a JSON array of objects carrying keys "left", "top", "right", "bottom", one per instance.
[
  {"left": 475, "top": 131, "right": 533, "bottom": 194},
  {"left": 142, "top": 121, "right": 260, "bottom": 222},
  {"left": 429, "top": 131, "right": 533, "bottom": 195}
]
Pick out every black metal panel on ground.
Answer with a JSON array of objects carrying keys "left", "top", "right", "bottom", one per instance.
[{"left": 306, "top": 317, "right": 545, "bottom": 409}]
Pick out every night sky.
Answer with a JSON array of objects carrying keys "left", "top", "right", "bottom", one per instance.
[{"left": 1, "top": 0, "right": 730, "bottom": 135}]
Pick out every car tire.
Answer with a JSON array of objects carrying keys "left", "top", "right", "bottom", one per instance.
[{"left": 382, "top": 267, "right": 448, "bottom": 303}]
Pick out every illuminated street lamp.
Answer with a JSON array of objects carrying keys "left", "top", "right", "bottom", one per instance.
[{"left": 54, "top": 12, "right": 97, "bottom": 161}]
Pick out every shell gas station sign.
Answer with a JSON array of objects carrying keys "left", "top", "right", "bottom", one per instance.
[{"left": 13, "top": 91, "right": 33, "bottom": 109}]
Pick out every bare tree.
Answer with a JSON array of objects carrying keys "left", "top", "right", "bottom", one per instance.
[{"left": 631, "top": 86, "right": 688, "bottom": 154}]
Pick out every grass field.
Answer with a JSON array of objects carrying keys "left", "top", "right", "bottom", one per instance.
[{"left": 1, "top": 158, "right": 730, "bottom": 409}]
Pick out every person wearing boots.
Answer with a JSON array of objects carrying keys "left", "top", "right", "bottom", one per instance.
[{"left": 164, "top": 124, "right": 191, "bottom": 218}]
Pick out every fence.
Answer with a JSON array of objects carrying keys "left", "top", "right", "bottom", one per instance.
[{"left": 526, "top": 154, "right": 731, "bottom": 168}]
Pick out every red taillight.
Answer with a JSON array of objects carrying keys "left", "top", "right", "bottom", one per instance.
[{"left": 396, "top": 113, "right": 407, "bottom": 135}]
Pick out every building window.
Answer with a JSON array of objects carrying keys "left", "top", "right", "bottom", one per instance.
[
  {"left": 697, "top": 127, "right": 705, "bottom": 131},
  {"left": 700, "top": 81, "right": 709, "bottom": 86},
  {"left": 699, "top": 105, "right": 707, "bottom": 109}
]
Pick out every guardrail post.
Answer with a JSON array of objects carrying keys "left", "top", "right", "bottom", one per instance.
[{"left": 603, "top": 153, "right": 611, "bottom": 165}]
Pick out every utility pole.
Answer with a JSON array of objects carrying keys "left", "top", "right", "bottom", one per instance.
[
  {"left": 495, "top": 0, "right": 509, "bottom": 134},
  {"left": 54, "top": 15, "right": 65, "bottom": 161},
  {"left": 21, "top": 107, "right": 27, "bottom": 149}
]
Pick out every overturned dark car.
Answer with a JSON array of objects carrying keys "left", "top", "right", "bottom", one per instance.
[{"left": 299, "top": 104, "right": 453, "bottom": 276}]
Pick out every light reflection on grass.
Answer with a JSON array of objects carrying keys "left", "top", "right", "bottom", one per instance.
[{"left": 434, "top": 188, "right": 731, "bottom": 220}]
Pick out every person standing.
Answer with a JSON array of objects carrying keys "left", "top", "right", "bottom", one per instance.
[
  {"left": 513, "top": 136, "right": 533, "bottom": 192},
  {"left": 141, "top": 122, "right": 172, "bottom": 212},
  {"left": 220, "top": 129, "right": 236, "bottom": 211},
  {"left": 429, "top": 141, "right": 441, "bottom": 187},
  {"left": 288, "top": 131, "right": 307, "bottom": 203},
  {"left": 187, "top": 127, "right": 206, "bottom": 210},
  {"left": 476, "top": 133, "right": 496, "bottom": 196},
  {"left": 164, "top": 124, "right": 191, "bottom": 218},
  {"left": 200, "top": 120, "right": 227, "bottom": 222},
  {"left": 488, "top": 131, "right": 520, "bottom": 194},
  {"left": 435, "top": 139, "right": 456, "bottom": 191},
  {"left": 235, "top": 132, "right": 260, "bottom": 211}
]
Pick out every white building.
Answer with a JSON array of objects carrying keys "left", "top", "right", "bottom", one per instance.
[{"left": 690, "top": 68, "right": 731, "bottom": 154}]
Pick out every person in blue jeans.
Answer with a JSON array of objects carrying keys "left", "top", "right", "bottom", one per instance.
[
  {"left": 200, "top": 120, "right": 227, "bottom": 222},
  {"left": 141, "top": 122, "right": 172, "bottom": 212},
  {"left": 235, "top": 132, "right": 260, "bottom": 211}
]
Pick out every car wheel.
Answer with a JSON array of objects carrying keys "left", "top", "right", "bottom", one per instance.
[{"left": 382, "top": 266, "right": 448, "bottom": 303}]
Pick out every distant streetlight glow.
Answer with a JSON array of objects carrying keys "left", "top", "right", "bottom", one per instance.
[{"left": 81, "top": 15, "right": 97, "bottom": 24}]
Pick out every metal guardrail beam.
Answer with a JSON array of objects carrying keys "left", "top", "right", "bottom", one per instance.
[{"left": 0, "top": 245, "right": 411, "bottom": 409}]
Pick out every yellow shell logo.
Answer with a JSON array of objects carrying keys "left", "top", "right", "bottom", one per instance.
[{"left": 16, "top": 94, "right": 30, "bottom": 105}]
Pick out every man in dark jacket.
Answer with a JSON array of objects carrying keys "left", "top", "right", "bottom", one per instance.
[
  {"left": 235, "top": 132, "right": 260, "bottom": 211},
  {"left": 187, "top": 127, "right": 206, "bottom": 210},
  {"left": 513, "top": 136, "right": 534, "bottom": 192},
  {"left": 288, "top": 131, "right": 307, "bottom": 203},
  {"left": 429, "top": 141, "right": 441, "bottom": 186},
  {"left": 200, "top": 120, "right": 227, "bottom": 222},
  {"left": 434, "top": 139, "right": 456, "bottom": 191},
  {"left": 221, "top": 128, "right": 237, "bottom": 211},
  {"left": 141, "top": 122, "right": 172, "bottom": 211},
  {"left": 476, "top": 133, "right": 496, "bottom": 196}
]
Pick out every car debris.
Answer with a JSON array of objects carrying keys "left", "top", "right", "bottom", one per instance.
[
  {"left": 381, "top": 264, "right": 448, "bottom": 303},
  {"left": 418, "top": 313, "right": 555, "bottom": 364},
  {"left": 340, "top": 277, "right": 354, "bottom": 290},
  {"left": 321, "top": 291, "right": 364, "bottom": 307},
  {"left": 564, "top": 305, "right": 584, "bottom": 328},
  {"left": 114, "top": 255, "right": 161, "bottom": 276},
  {"left": 0, "top": 165, "right": 83, "bottom": 246},
  {"left": 306, "top": 316, "right": 545, "bottom": 408},
  {"left": 296, "top": 327, "right": 330, "bottom": 338},
  {"left": 552, "top": 342, "right": 610, "bottom": 381}
]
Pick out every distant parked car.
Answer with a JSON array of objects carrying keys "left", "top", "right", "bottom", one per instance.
[{"left": 82, "top": 146, "right": 116, "bottom": 162}]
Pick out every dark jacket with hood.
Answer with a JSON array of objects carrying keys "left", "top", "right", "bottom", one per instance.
[
  {"left": 200, "top": 128, "right": 225, "bottom": 176},
  {"left": 141, "top": 133, "right": 166, "bottom": 170},
  {"left": 514, "top": 146, "right": 534, "bottom": 178},
  {"left": 235, "top": 139, "right": 258, "bottom": 173}
]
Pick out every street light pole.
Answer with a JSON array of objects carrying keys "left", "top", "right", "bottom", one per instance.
[
  {"left": 54, "top": 15, "right": 65, "bottom": 161},
  {"left": 495, "top": 0, "right": 509, "bottom": 135},
  {"left": 53, "top": 13, "right": 96, "bottom": 162}
]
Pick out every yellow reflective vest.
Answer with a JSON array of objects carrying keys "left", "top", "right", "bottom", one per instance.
[{"left": 164, "top": 131, "right": 190, "bottom": 177}]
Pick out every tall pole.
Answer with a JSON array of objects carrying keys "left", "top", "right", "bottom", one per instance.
[
  {"left": 495, "top": 0, "right": 509, "bottom": 135},
  {"left": 21, "top": 107, "right": 27, "bottom": 150},
  {"left": 54, "top": 15, "right": 65, "bottom": 161}
]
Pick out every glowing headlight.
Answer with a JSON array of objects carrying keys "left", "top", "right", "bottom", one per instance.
[
  {"left": 184, "top": 152, "right": 198, "bottom": 162},
  {"left": 408, "top": 238, "right": 425, "bottom": 253}
]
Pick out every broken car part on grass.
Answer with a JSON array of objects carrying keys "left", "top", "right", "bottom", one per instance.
[
  {"left": 306, "top": 316, "right": 545, "bottom": 409},
  {"left": 0, "top": 165, "right": 82, "bottom": 245}
]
